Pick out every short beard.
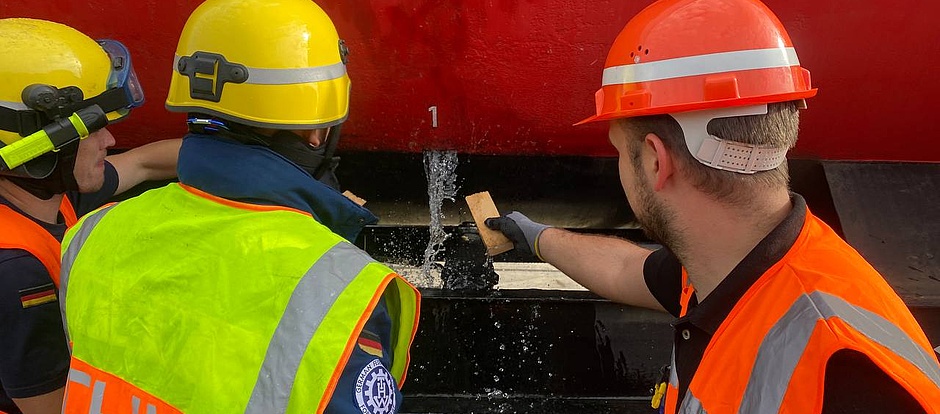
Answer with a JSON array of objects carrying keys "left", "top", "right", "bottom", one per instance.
[{"left": 632, "top": 171, "right": 684, "bottom": 254}]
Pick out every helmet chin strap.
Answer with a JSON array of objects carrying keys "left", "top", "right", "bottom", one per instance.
[
  {"left": 670, "top": 104, "right": 789, "bottom": 174},
  {"left": 265, "top": 126, "right": 343, "bottom": 191},
  {"left": 3, "top": 142, "right": 80, "bottom": 200},
  {"left": 312, "top": 124, "right": 342, "bottom": 181}
]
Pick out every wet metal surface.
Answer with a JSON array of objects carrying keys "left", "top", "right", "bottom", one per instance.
[
  {"left": 825, "top": 162, "right": 940, "bottom": 306},
  {"left": 400, "top": 290, "right": 673, "bottom": 413}
]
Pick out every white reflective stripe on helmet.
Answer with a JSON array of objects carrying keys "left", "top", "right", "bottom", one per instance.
[
  {"left": 0, "top": 100, "right": 29, "bottom": 111},
  {"left": 671, "top": 104, "right": 788, "bottom": 174},
  {"left": 602, "top": 47, "right": 801, "bottom": 86},
  {"left": 246, "top": 62, "right": 346, "bottom": 85},
  {"left": 172, "top": 55, "right": 347, "bottom": 86}
]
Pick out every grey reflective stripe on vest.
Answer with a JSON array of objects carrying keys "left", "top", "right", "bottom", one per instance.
[
  {"left": 669, "top": 346, "right": 679, "bottom": 387},
  {"left": 59, "top": 205, "right": 116, "bottom": 342},
  {"left": 89, "top": 380, "right": 106, "bottom": 414},
  {"left": 738, "top": 291, "right": 940, "bottom": 413},
  {"left": 67, "top": 369, "right": 91, "bottom": 387},
  {"left": 245, "top": 242, "right": 373, "bottom": 413},
  {"left": 679, "top": 390, "right": 708, "bottom": 414},
  {"left": 132, "top": 396, "right": 157, "bottom": 414}
]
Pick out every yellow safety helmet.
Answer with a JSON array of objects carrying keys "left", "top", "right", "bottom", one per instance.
[
  {"left": 0, "top": 18, "right": 144, "bottom": 176},
  {"left": 166, "top": 0, "right": 351, "bottom": 130}
]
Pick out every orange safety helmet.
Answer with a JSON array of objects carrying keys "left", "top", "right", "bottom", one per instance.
[
  {"left": 578, "top": 0, "right": 817, "bottom": 174},
  {"left": 578, "top": 0, "right": 816, "bottom": 124}
]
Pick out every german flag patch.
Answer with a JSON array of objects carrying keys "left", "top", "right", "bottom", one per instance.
[
  {"left": 357, "top": 330, "right": 384, "bottom": 358},
  {"left": 19, "top": 283, "right": 57, "bottom": 309}
]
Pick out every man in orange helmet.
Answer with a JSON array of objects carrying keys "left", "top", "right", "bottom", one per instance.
[{"left": 487, "top": 0, "right": 940, "bottom": 412}]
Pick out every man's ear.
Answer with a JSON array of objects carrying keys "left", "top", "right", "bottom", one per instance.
[{"left": 644, "top": 133, "right": 675, "bottom": 192}]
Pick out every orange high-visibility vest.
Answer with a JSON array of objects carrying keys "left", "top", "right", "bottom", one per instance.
[
  {"left": 663, "top": 209, "right": 940, "bottom": 413},
  {"left": 0, "top": 196, "right": 76, "bottom": 287}
]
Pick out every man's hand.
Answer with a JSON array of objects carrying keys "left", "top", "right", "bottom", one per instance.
[{"left": 485, "top": 211, "right": 550, "bottom": 259}]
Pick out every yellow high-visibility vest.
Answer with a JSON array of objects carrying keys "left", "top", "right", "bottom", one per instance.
[{"left": 60, "top": 182, "right": 419, "bottom": 414}]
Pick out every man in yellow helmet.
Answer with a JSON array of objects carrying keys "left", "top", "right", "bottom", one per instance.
[
  {"left": 487, "top": 0, "right": 939, "bottom": 412},
  {"left": 57, "top": 1, "right": 420, "bottom": 413},
  {"left": 0, "top": 19, "right": 181, "bottom": 414}
]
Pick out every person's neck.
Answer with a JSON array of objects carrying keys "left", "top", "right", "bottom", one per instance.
[
  {"left": 0, "top": 179, "right": 63, "bottom": 224},
  {"left": 672, "top": 188, "right": 792, "bottom": 301}
]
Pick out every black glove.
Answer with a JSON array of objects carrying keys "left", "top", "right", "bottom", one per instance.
[{"left": 485, "top": 211, "right": 551, "bottom": 260}]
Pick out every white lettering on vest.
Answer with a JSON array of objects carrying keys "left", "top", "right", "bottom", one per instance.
[{"left": 65, "top": 368, "right": 159, "bottom": 414}]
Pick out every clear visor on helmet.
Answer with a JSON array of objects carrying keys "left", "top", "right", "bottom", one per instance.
[{"left": 97, "top": 39, "right": 145, "bottom": 118}]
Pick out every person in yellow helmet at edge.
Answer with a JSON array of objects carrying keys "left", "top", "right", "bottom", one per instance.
[
  {"left": 57, "top": 1, "right": 420, "bottom": 413},
  {"left": 486, "top": 0, "right": 940, "bottom": 413},
  {"left": 0, "top": 19, "right": 181, "bottom": 414}
]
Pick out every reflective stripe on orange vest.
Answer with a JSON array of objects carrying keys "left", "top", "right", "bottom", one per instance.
[
  {"left": 664, "top": 211, "right": 940, "bottom": 413},
  {"left": 0, "top": 197, "right": 78, "bottom": 287},
  {"left": 737, "top": 291, "right": 940, "bottom": 413},
  {"left": 63, "top": 357, "right": 180, "bottom": 414}
]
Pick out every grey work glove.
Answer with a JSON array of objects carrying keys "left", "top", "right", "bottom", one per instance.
[{"left": 485, "top": 211, "right": 551, "bottom": 260}]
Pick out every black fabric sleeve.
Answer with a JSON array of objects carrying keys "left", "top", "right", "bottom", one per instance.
[
  {"left": 0, "top": 253, "right": 69, "bottom": 399},
  {"left": 643, "top": 248, "right": 684, "bottom": 317},
  {"left": 68, "top": 161, "right": 120, "bottom": 217},
  {"left": 822, "top": 349, "right": 927, "bottom": 414}
]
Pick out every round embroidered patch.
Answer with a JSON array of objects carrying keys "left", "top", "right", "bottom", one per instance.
[{"left": 355, "top": 359, "right": 396, "bottom": 414}]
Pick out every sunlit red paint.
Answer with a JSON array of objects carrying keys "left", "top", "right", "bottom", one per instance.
[{"left": 2, "top": 1, "right": 937, "bottom": 161}]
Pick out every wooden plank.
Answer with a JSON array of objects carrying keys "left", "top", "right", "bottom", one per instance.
[
  {"left": 343, "top": 190, "right": 367, "bottom": 206},
  {"left": 465, "top": 191, "right": 514, "bottom": 256}
]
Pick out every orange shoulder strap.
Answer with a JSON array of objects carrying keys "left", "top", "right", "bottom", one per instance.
[
  {"left": 679, "top": 268, "right": 695, "bottom": 317},
  {"left": 0, "top": 205, "right": 62, "bottom": 287},
  {"left": 60, "top": 195, "right": 78, "bottom": 227}
]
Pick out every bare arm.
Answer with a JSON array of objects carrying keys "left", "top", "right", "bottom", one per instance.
[
  {"left": 12, "top": 387, "right": 64, "bottom": 414},
  {"left": 538, "top": 228, "right": 665, "bottom": 311},
  {"left": 106, "top": 139, "right": 182, "bottom": 195}
]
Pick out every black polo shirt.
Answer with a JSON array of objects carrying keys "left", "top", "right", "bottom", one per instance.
[
  {"left": 0, "top": 163, "right": 119, "bottom": 413},
  {"left": 643, "top": 194, "right": 926, "bottom": 414}
]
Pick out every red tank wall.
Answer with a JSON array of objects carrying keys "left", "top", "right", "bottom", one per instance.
[{"left": 2, "top": 0, "right": 938, "bottom": 161}]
